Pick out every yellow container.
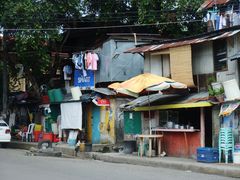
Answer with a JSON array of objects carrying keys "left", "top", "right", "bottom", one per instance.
[
  {"left": 79, "top": 143, "right": 85, "bottom": 152},
  {"left": 34, "top": 124, "right": 42, "bottom": 131}
]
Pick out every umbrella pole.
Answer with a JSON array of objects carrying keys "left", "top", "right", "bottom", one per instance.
[{"left": 148, "top": 92, "right": 152, "bottom": 135}]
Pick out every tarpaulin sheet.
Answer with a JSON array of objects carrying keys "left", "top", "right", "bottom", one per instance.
[{"left": 60, "top": 102, "right": 82, "bottom": 129}]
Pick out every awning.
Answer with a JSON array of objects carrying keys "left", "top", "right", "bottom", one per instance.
[
  {"left": 124, "top": 92, "right": 213, "bottom": 111},
  {"left": 134, "top": 101, "right": 212, "bottom": 111},
  {"left": 120, "top": 93, "right": 181, "bottom": 110},
  {"left": 230, "top": 52, "right": 240, "bottom": 61},
  {"left": 93, "top": 88, "right": 116, "bottom": 96},
  {"left": 125, "top": 30, "right": 240, "bottom": 53},
  {"left": 219, "top": 102, "right": 240, "bottom": 116}
]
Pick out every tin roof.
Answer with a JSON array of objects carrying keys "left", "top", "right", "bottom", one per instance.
[
  {"left": 120, "top": 92, "right": 212, "bottom": 110},
  {"left": 120, "top": 94, "right": 181, "bottom": 110},
  {"left": 125, "top": 30, "right": 240, "bottom": 53},
  {"left": 93, "top": 88, "right": 117, "bottom": 96},
  {"left": 198, "top": 0, "right": 230, "bottom": 11}
]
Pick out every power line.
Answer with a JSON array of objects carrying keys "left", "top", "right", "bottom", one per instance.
[{"left": 2, "top": 19, "right": 203, "bottom": 31}]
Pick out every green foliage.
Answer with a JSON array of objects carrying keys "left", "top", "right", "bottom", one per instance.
[
  {"left": 135, "top": 0, "right": 205, "bottom": 37},
  {"left": 208, "top": 85, "right": 224, "bottom": 96},
  {"left": 0, "top": 0, "right": 82, "bottom": 80},
  {"left": 83, "top": 0, "right": 205, "bottom": 37}
]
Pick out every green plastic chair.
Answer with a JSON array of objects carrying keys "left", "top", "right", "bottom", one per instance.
[{"left": 218, "top": 128, "right": 234, "bottom": 163}]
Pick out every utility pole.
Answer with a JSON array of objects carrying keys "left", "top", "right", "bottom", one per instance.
[{"left": 2, "top": 28, "right": 8, "bottom": 115}]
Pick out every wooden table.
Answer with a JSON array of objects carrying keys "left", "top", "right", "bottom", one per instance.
[{"left": 136, "top": 134, "right": 163, "bottom": 157}]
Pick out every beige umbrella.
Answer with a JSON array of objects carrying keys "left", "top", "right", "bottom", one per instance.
[{"left": 108, "top": 73, "right": 175, "bottom": 96}]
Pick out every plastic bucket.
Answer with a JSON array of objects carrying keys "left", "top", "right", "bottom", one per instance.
[
  {"left": 233, "top": 152, "right": 240, "bottom": 164},
  {"left": 222, "top": 79, "right": 240, "bottom": 101},
  {"left": 34, "top": 124, "right": 42, "bottom": 131},
  {"left": 48, "top": 90, "right": 55, "bottom": 103},
  {"left": 53, "top": 89, "right": 64, "bottom": 102},
  {"left": 34, "top": 131, "right": 42, "bottom": 142},
  {"left": 53, "top": 134, "right": 60, "bottom": 143},
  {"left": 41, "top": 95, "right": 50, "bottom": 104},
  {"left": 42, "top": 132, "right": 53, "bottom": 142},
  {"left": 80, "top": 143, "right": 85, "bottom": 152},
  {"left": 51, "top": 123, "right": 58, "bottom": 134},
  {"left": 71, "top": 86, "right": 82, "bottom": 100}
]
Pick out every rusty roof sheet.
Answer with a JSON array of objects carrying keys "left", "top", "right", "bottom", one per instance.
[
  {"left": 125, "top": 30, "right": 240, "bottom": 53},
  {"left": 198, "top": 0, "right": 230, "bottom": 11}
]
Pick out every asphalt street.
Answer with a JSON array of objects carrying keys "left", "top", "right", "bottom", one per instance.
[{"left": 0, "top": 148, "right": 237, "bottom": 180}]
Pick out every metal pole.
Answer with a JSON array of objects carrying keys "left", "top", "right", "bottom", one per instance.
[{"left": 2, "top": 29, "right": 8, "bottom": 115}]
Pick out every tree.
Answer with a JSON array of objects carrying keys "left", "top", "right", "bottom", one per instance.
[
  {"left": 82, "top": 0, "right": 205, "bottom": 37},
  {"left": 0, "top": 0, "right": 205, "bottom": 100},
  {"left": 0, "top": 0, "right": 83, "bottom": 98}
]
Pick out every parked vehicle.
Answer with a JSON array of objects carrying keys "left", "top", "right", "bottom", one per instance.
[{"left": 0, "top": 119, "right": 11, "bottom": 147}]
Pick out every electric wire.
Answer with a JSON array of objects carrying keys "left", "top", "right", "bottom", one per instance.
[{"left": 1, "top": 19, "right": 203, "bottom": 31}]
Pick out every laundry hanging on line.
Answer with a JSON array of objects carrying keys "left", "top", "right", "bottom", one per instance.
[{"left": 72, "top": 51, "right": 99, "bottom": 72}]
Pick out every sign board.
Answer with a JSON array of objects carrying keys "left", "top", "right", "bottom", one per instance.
[
  {"left": 97, "top": 99, "right": 110, "bottom": 106},
  {"left": 74, "top": 70, "right": 95, "bottom": 89}
]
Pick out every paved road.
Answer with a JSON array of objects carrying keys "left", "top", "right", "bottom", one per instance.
[{"left": 0, "top": 148, "right": 237, "bottom": 180}]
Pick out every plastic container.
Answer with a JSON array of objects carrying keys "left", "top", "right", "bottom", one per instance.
[
  {"left": 222, "top": 79, "right": 240, "bottom": 101},
  {"left": 233, "top": 152, "right": 240, "bottom": 164},
  {"left": 34, "top": 124, "right": 42, "bottom": 131},
  {"left": 53, "top": 88, "right": 64, "bottom": 102},
  {"left": 51, "top": 123, "right": 58, "bottom": 135},
  {"left": 34, "top": 131, "right": 42, "bottom": 142},
  {"left": 197, "top": 147, "right": 219, "bottom": 163},
  {"left": 53, "top": 134, "right": 60, "bottom": 143},
  {"left": 80, "top": 143, "right": 85, "bottom": 152},
  {"left": 47, "top": 89, "right": 55, "bottom": 103},
  {"left": 42, "top": 132, "right": 53, "bottom": 142},
  {"left": 71, "top": 86, "right": 82, "bottom": 100},
  {"left": 41, "top": 95, "right": 50, "bottom": 104}
]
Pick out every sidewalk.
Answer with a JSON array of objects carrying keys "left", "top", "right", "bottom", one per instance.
[{"left": 8, "top": 141, "right": 240, "bottom": 178}]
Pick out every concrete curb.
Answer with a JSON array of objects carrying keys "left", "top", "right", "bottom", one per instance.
[{"left": 86, "top": 152, "right": 240, "bottom": 178}]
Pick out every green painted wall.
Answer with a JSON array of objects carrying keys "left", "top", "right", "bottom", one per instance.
[{"left": 124, "top": 111, "right": 142, "bottom": 134}]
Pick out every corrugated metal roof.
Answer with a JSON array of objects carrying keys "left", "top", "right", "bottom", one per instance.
[
  {"left": 120, "top": 94, "right": 181, "bottom": 110},
  {"left": 120, "top": 92, "right": 211, "bottom": 110},
  {"left": 198, "top": 0, "right": 230, "bottom": 11},
  {"left": 125, "top": 30, "right": 240, "bottom": 53},
  {"left": 93, "top": 88, "right": 117, "bottom": 96}
]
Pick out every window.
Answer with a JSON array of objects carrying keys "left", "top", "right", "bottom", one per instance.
[
  {"left": 213, "top": 39, "right": 227, "bottom": 71},
  {"left": 159, "top": 110, "right": 179, "bottom": 128},
  {"left": 0, "top": 122, "right": 7, "bottom": 126}
]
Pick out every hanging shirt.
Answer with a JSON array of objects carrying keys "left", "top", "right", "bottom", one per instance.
[
  {"left": 222, "top": 15, "right": 227, "bottom": 28},
  {"left": 219, "top": 15, "right": 223, "bottom": 30},
  {"left": 215, "top": 14, "right": 220, "bottom": 30},
  {"left": 211, "top": 12, "right": 216, "bottom": 30},
  {"left": 63, "top": 65, "right": 72, "bottom": 80},
  {"left": 72, "top": 53, "right": 87, "bottom": 77},
  {"left": 233, "top": 12, "right": 240, "bottom": 26},
  {"left": 92, "top": 53, "right": 99, "bottom": 70},
  {"left": 86, "top": 52, "right": 93, "bottom": 70}
]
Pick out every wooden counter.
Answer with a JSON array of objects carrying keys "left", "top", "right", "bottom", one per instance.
[{"left": 151, "top": 128, "right": 201, "bottom": 158}]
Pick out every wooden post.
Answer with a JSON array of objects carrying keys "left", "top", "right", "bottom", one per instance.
[{"left": 200, "top": 107, "right": 205, "bottom": 147}]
